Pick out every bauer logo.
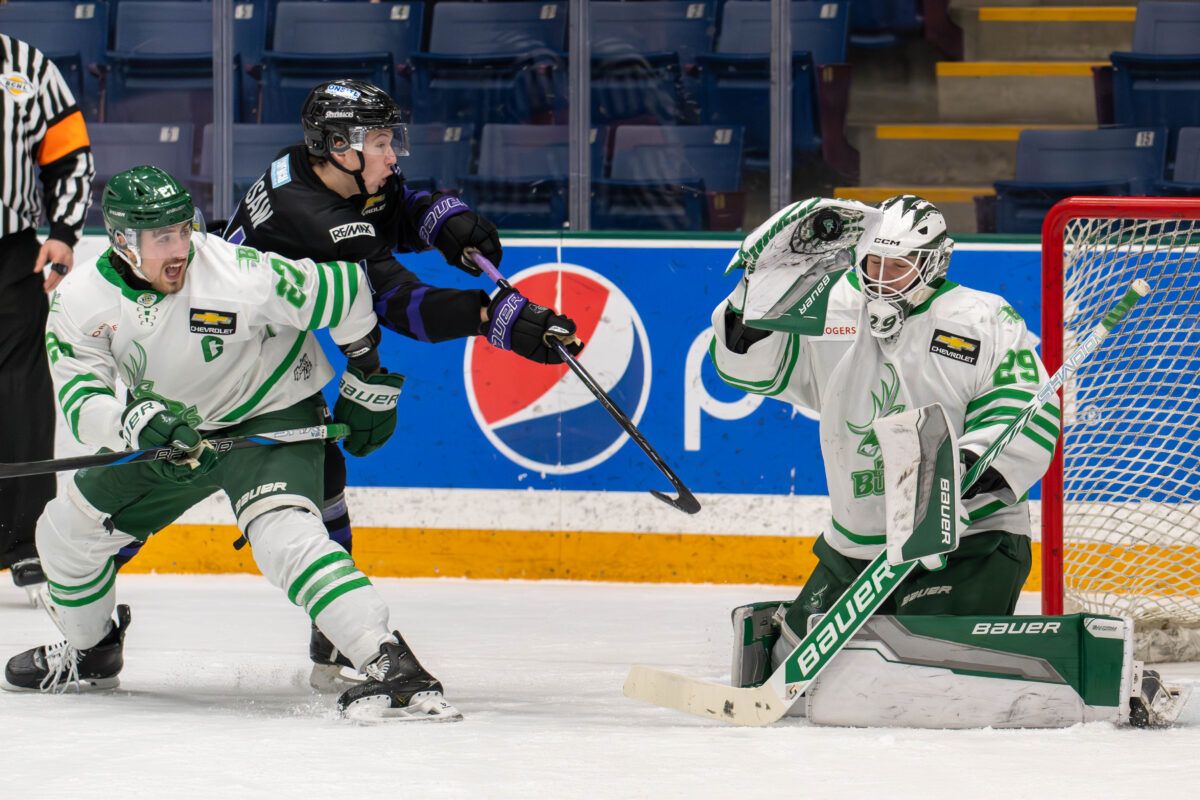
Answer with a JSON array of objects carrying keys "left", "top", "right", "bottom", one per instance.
[{"left": 464, "top": 263, "right": 651, "bottom": 475}]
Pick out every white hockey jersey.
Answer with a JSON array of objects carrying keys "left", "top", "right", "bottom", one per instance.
[
  {"left": 710, "top": 269, "right": 1060, "bottom": 560},
  {"left": 46, "top": 234, "right": 376, "bottom": 452}
]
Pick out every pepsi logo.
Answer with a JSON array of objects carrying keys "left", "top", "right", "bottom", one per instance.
[{"left": 464, "top": 263, "right": 652, "bottom": 474}]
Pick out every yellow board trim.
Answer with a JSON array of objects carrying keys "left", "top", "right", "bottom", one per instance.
[
  {"left": 119, "top": 523, "right": 1045, "bottom": 590},
  {"left": 875, "top": 124, "right": 1088, "bottom": 142},
  {"left": 834, "top": 186, "right": 994, "bottom": 204},
  {"left": 978, "top": 7, "right": 1136, "bottom": 23},
  {"left": 936, "top": 61, "right": 1106, "bottom": 78}
]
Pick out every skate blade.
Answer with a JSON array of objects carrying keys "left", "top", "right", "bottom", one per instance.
[
  {"left": 340, "top": 691, "right": 463, "bottom": 723},
  {"left": 24, "top": 584, "right": 49, "bottom": 609},
  {"left": 309, "top": 662, "right": 367, "bottom": 693},
  {"left": 0, "top": 675, "right": 120, "bottom": 693}
]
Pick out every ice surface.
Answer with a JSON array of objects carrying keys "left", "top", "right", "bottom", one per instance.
[{"left": 3, "top": 577, "right": 1200, "bottom": 800}]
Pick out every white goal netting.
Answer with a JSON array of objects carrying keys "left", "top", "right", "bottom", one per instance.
[{"left": 1056, "top": 212, "right": 1200, "bottom": 661}]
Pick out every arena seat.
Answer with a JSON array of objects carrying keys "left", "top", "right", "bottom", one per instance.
[
  {"left": 460, "top": 124, "right": 606, "bottom": 229},
  {"left": 0, "top": 0, "right": 107, "bottom": 120},
  {"left": 1109, "top": 2, "right": 1200, "bottom": 149},
  {"left": 993, "top": 127, "right": 1168, "bottom": 233},
  {"left": 399, "top": 122, "right": 476, "bottom": 194},
  {"left": 697, "top": 0, "right": 850, "bottom": 169},
  {"left": 258, "top": 1, "right": 423, "bottom": 122},
  {"left": 1156, "top": 127, "right": 1200, "bottom": 195},
  {"left": 589, "top": 0, "right": 717, "bottom": 125},
  {"left": 411, "top": 1, "right": 567, "bottom": 127},
  {"left": 591, "top": 124, "right": 745, "bottom": 230},
  {"left": 87, "top": 122, "right": 196, "bottom": 222}
]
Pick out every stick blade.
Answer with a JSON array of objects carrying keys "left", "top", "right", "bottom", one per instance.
[{"left": 623, "top": 665, "right": 785, "bottom": 727}]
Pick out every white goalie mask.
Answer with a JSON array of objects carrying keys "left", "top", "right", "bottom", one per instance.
[{"left": 857, "top": 195, "right": 954, "bottom": 339}]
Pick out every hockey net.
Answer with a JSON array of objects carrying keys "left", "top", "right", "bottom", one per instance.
[{"left": 1042, "top": 197, "right": 1200, "bottom": 662}]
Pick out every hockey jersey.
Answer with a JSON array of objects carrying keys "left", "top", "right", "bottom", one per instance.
[
  {"left": 223, "top": 145, "right": 488, "bottom": 344},
  {"left": 710, "top": 269, "right": 1061, "bottom": 560},
  {"left": 46, "top": 234, "right": 376, "bottom": 452}
]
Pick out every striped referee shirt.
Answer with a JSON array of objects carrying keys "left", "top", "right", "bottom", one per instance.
[{"left": 0, "top": 34, "right": 93, "bottom": 249}]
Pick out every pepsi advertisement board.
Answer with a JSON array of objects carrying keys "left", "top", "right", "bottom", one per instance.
[{"left": 311, "top": 235, "right": 1044, "bottom": 501}]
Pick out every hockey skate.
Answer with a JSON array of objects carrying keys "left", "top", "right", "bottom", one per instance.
[
  {"left": 308, "top": 623, "right": 366, "bottom": 692},
  {"left": 2, "top": 604, "right": 132, "bottom": 693},
  {"left": 9, "top": 557, "right": 46, "bottom": 607},
  {"left": 1129, "top": 666, "right": 1191, "bottom": 728},
  {"left": 336, "top": 632, "right": 462, "bottom": 722}
]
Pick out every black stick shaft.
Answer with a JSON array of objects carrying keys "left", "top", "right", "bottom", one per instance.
[{"left": 0, "top": 424, "right": 349, "bottom": 480}]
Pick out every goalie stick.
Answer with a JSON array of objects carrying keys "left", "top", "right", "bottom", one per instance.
[
  {"left": 469, "top": 251, "right": 701, "bottom": 515},
  {"left": 0, "top": 424, "right": 350, "bottom": 480},
  {"left": 623, "top": 280, "right": 1151, "bottom": 726}
]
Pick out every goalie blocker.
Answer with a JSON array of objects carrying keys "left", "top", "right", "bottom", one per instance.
[{"left": 731, "top": 604, "right": 1186, "bottom": 728}]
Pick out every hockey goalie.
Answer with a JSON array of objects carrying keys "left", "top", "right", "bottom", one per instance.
[{"left": 707, "top": 196, "right": 1184, "bottom": 729}]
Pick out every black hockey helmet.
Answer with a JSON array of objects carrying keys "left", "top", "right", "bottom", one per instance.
[{"left": 301, "top": 79, "right": 409, "bottom": 158}]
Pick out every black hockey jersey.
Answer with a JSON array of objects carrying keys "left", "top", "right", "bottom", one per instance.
[{"left": 224, "top": 145, "right": 487, "bottom": 343}]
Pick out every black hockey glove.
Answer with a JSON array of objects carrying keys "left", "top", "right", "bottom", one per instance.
[
  {"left": 481, "top": 287, "right": 583, "bottom": 365},
  {"left": 121, "top": 398, "right": 219, "bottom": 483},
  {"left": 431, "top": 207, "right": 502, "bottom": 277},
  {"left": 960, "top": 448, "right": 1010, "bottom": 500}
]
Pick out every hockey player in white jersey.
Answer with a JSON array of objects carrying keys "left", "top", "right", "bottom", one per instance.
[{"left": 1, "top": 166, "right": 457, "bottom": 720}]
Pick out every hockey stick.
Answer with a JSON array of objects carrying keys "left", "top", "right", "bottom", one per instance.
[
  {"left": 0, "top": 424, "right": 350, "bottom": 480},
  {"left": 469, "top": 251, "right": 701, "bottom": 515},
  {"left": 623, "top": 280, "right": 1152, "bottom": 725}
]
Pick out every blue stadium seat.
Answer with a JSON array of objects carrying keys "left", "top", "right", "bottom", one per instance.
[
  {"left": 590, "top": 0, "right": 717, "bottom": 124},
  {"left": 1157, "top": 127, "right": 1200, "bottom": 194},
  {"left": 87, "top": 122, "right": 196, "bottom": 222},
  {"left": 993, "top": 127, "right": 1169, "bottom": 234},
  {"left": 592, "top": 124, "right": 745, "bottom": 230},
  {"left": 1, "top": 1, "right": 108, "bottom": 120},
  {"left": 1130, "top": 1, "right": 1200, "bottom": 55},
  {"left": 411, "top": 1, "right": 567, "bottom": 127},
  {"left": 258, "top": 1, "right": 423, "bottom": 123},
  {"left": 697, "top": 0, "right": 850, "bottom": 166},
  {"left": 1109, "top": 3, "right": 1200, "bottom": 149},
  {"left": 195, "top": 123, "right": 296, "bottom": 206},
  {"left": 849, "top": 0, "right": 922, "bottom": 49},
  {"left": 460, "top": 124, "right": 606, "bottom": 229},
  {"left": 399, "top": 123, "right": 476, "bottom": 194},
  {"left": 106, "top": 1, "right": 213, "bottom": 123}
]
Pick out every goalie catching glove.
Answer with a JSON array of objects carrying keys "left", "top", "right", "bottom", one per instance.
[
  {"left": 120, "top": 398, "right": 218, "bottom": 482},
  {"left": 482, "top": 286, "right": 583, "bottom": 365},
  {"left": 334, "top": 366, "right": 406, "bottom": 457}
]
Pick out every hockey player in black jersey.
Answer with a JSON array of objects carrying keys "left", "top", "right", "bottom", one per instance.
[{"left": 114, "top": 79, "right": 583, "bottom": 695}]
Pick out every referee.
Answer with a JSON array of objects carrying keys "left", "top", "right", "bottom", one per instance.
[{"left": 0, "top": 33, "right": 94, "bottom": 594}]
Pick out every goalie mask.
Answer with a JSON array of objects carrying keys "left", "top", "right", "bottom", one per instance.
[
  {"left": 102, "top": 165, "right": 205, "bottom": 283},
  {"left": 857, "top": 195, "right": 953, "bottom": 339},
  {"left": 301, "top": 79, "right": 410, "bottom": 197}
]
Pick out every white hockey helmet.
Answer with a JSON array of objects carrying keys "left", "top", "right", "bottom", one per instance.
[{"left": 857, "top": 195, "right": 954, "bottom": 338}]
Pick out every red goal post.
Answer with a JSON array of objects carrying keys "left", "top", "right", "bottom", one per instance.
[{"left": 1040, "top": 197, "right": 1200, "bottom": 645}]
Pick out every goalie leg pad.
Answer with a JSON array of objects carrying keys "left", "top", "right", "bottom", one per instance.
[
  {"left": 805, "top": 614, "right": 1134, "bottom": 728},
  {"left": 730, "top": 601, "right": 790, "bottom": 688}
]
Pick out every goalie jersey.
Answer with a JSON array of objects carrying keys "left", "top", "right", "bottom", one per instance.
[
  {"left": 710, "top": 270, "right": 1061, "bottom": 561},
  {"left": 45, "top": 235, "right": 376, "bottom": 452}
]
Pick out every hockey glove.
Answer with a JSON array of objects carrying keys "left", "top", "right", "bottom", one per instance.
[
  {"left": 960, "top": 448, "right": 1010, "bottom": 501},
  {"left": 481, "top": 287, "right": 583, "bottom": 365},
  {"left": 333, "top": 366, "right": 406, "bottom": 457},
  {"left": 430, "top": 206, "right": 502, "bottom": 277},
  {"left": 121, "top": 398, "right": 218, "bottom": 483}
]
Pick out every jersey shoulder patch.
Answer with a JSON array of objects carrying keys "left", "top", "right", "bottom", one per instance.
[
  {"left": 929, "top": 329, "right": 982, "bottom": 365},
  {"left": 270, "top": 155, "right": 292, "bottom": 188}
]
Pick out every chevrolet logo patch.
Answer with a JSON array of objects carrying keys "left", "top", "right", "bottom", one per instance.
[
  {"left": 190, "top": 308, "right": 237, "bottom": 335},
  {"left": 930, "top": 329, "right": 980, "bottom": 365}
]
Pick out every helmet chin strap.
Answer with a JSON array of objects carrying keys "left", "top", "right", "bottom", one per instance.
[{"left": 327, "top": 146, "right": 370, "bottom": 196}]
